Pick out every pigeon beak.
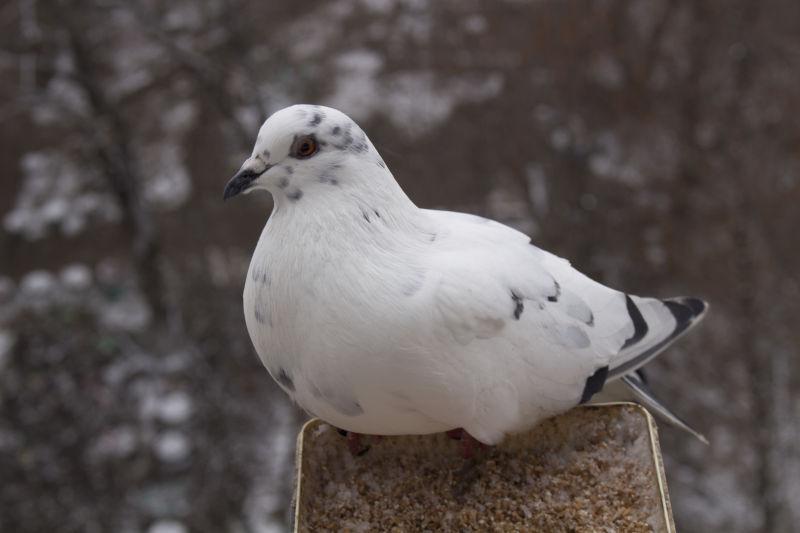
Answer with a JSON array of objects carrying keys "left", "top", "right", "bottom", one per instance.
[{"left": 223, "top": 158, "right": 271, "bottom": 201}]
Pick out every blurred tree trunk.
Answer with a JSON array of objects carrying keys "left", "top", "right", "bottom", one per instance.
[
  {"left": 55, "top": 3, "right": 169, "bottom": 324},
  {"left": 723, "top": 2, "right": 786, "bottom": 530}
]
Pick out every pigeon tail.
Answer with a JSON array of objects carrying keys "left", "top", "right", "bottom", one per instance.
[{"left": 608, "top": 296, "right": 708, "bottom": 380}]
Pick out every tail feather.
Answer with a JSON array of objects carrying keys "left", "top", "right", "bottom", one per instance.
[
  {"left": 622, "top": 372, "right": 709, "bottom": 445},
  {"left": 609, "top": 296, "right": 708, "bottom": 380}
]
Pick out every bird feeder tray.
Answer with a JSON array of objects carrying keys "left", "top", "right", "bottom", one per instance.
[{"left": 293, "top": 402, "right": 675, "bottom": 532}]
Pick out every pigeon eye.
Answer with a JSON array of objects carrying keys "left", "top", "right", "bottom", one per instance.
[{"left": 292, "top": 135, "right": 318, "bottom": 159}]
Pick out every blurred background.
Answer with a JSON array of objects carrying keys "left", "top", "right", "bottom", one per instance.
[{"left": 1, "top": 0, "right": 798, "bottom": 531}]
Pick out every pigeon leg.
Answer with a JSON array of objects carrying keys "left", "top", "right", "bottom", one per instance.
[
  {"left": 346, "top": 431, "right": 371, "bottom": 456},
  {"left": 446, "top": 428, "right": 464, "bottom": 440},
  {"left": 460, "top": 431, "right": 487, "bottom": 459}
]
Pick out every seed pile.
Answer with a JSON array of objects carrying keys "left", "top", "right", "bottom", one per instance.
[{"left": 295, "top": 405, "right": 668, "bottom": 532}]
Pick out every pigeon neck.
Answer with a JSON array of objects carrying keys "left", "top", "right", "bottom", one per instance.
[{"left": 267, "top": 167, "right": 434, "bottom": 241}]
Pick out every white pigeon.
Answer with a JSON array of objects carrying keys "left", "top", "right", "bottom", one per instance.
[{"left": 224, "top": 104, "right": 708, "bottom": 449}]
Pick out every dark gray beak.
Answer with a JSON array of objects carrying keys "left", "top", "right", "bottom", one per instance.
[{"left": 223, "top": 167, "right": 267, "bottom": 201}]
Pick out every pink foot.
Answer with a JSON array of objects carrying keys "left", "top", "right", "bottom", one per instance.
[
  {"left": 345, "top": 431, "right": 371, "bottom": 456},
  {"left": 460, "top": 431, "right": 487, "bottom": 459},
  {"left": 446, "top": 428, "right": 464, "bottom": 440}
]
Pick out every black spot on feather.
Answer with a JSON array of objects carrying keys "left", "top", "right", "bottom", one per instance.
[
  {"left": 662, "top": 298, "right": 704, "bottom": 339},
  {"left": 511, "top": 291, "right": 524, "bottom": 320},
  {"left": 580, "top": 365, "right": 609, "bottom": 404},
  {"left": 332, "top": 124, "right": 354, "bottom": 150},
  {"left": 276, "top": 368, "right": 295, "bottom": 392},
  {"left": 402, "top": 270, "right": 426, "bottom": 297},
  {"left": 682, "top": 298, "right": 707, "bottom": 315},
  {"left": 350, "top": 137, "right": 369, "bottom": 153},
  {"left": 254, "top": 306, "right": 265, "bottom": 324},
  {"left": 621, "top": 295, "right": 648, "bottom": 350},
  {"left": 332, "top": 398, "right": 363, "bottom": 417},
  {"left": 608, "top": 296, "right": 707, "bottom": 380},
  {"left": 664, "top": 300, "right": 694, "bottom": 328},
  {"left": 309, "top": 112, "right": 323, "bottom": 126},
  {"left": 287, "top": 189, "right": 303, "bottom": 201},
  {"left": 251, "top": 267, "right": 269, "bottom": 285},
  {"left": 547, "top": 280, "right": 561, "bottom": 302}
]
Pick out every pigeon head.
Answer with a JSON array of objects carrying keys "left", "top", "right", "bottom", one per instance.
[{"left": 223, "top": 105, "right": 384, "bottom": 202}]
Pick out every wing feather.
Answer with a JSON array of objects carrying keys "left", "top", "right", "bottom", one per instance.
[
  {"left": 426, "top": 210, "right": 633, "bottom": 362},
  {"left": 417, "top": 210, "right": 707, "bottom": 440}
]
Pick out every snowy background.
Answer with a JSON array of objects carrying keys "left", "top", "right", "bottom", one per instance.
[{"left": 1, "top": 0, "right": 799, "bottom": 532}]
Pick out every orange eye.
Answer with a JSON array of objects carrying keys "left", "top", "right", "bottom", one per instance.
[{"left": 293, "top": 135, "right": 318, "bottom": 158}]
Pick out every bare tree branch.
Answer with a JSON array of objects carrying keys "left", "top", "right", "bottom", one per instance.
[{"left": 54, "top": 2, "right": 169, "bottom": 324}]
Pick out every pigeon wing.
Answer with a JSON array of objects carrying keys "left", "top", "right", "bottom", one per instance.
[{"left": 423, "top": 210, "right": 707, "bottom": 401}]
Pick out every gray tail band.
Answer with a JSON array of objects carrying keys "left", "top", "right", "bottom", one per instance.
[{"left": 622, "top": 373, "right": 708, "bottom": 444}]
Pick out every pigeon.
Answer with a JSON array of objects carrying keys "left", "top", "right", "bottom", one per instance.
[{"left": 223, "top": 104, "right": 708, "bottom": 452}]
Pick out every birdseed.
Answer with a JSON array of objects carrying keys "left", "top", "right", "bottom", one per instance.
[{"left": 295, "top": 405, "right": 668, "bottom": 532}]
